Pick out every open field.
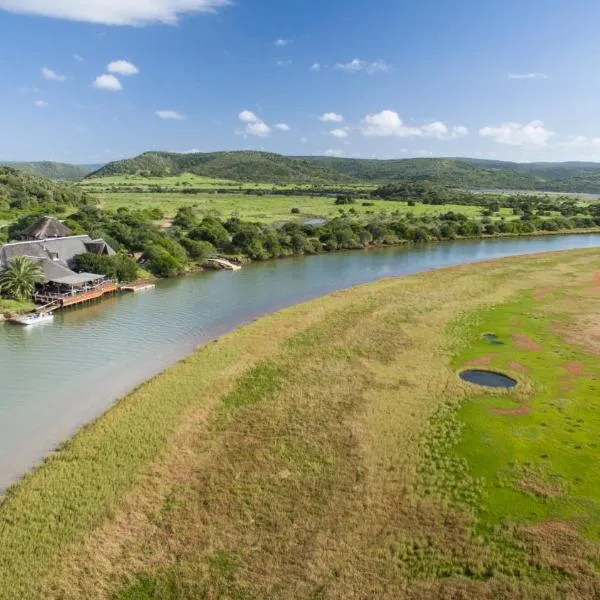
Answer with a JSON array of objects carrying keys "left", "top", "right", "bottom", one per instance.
[
  {"left": 91, "top": 190, "right": 506, "bottom": 223},
  {"left": 79, "top": 173, "right": 376, "bottom": 193},
  {"left": 1, "top": 249, "right": 600, "bottom": 598}
]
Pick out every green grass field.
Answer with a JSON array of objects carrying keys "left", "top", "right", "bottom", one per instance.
[
  {"left": 79, "top": 173, "right": 375, "bottom": 193},
  {"left": 93, "top": 190, "right": 489, "bottom": 223},
  {"left": 1, "top": 250, "right": 599, "bottom": 599}
]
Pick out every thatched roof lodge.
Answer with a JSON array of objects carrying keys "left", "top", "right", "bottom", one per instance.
[
  {"left": 20, "top": 215, "right": 73, "bottom": 241},
  {"left": 0, "top": 216, "right": 118, "bottom": 307}
]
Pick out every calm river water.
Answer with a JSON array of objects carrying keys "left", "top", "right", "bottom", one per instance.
[{"left": 1, "top": 234, "right": 599, "bottom": 488}]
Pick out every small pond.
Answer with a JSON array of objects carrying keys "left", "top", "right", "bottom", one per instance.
[{"left": 459, "top": 369, "right": 517, "bottom": 388}]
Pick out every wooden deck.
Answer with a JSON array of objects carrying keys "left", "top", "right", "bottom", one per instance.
[
  {"left": 34, "top": 281, "right": 119, "bottom": 309},
  {"left": 206, "top": 258, "right": 242, "bottom": 271}
]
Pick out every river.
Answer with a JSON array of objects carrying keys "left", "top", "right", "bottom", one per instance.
[{"left": 1, "top": 233, "right": 599, "bottom": 489}]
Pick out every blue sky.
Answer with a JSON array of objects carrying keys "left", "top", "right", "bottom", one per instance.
[{"left": 2, "top": 0, "right": 600, "bottom": 163}]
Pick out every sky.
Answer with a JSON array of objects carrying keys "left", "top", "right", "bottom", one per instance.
[{"left": 2, "top": 0, "right": 600, "bottom": 164}]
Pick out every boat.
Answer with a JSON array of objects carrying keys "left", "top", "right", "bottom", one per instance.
[{"left": 8, "top": 312, "right": 54, "bottom": 326}]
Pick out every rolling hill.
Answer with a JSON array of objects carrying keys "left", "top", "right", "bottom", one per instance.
[
  {"left": 0, "top": 166, "right": 90, "bottom": 209},
  {"left": 87, "top": 151, "right": 600, "bottom": 192},
  {"left": 1, "top": 162, "right": 95, "bottom": 181}
]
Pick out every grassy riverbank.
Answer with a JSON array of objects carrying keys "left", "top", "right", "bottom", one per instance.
[{"left": 1, "top": 249, "right": 600, "bottom": 598}]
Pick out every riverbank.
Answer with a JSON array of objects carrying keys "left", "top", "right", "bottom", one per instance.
[{"left": 1, "top": 247, "right": 599, "bottom": 599}]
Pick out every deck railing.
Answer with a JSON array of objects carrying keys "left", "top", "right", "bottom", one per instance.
[{"left": 34, "top": 280, "right": 118, "bottom": 303}]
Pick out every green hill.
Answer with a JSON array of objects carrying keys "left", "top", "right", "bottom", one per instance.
[
  {"left": 88, "top": 151, "right": 355, "bottom": 184},
  {"left": 88, "top": 151, "right": 600, "bottom": 192},
  {"left": 1, "top": 162, "right": 94, "bottom": 181},
  {"left": 0, "top": 166, "right": 91, "bottom": 211}
]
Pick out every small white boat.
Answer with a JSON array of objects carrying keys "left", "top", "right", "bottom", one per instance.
[{"left": 9, "top": 312, "right": 54, "bottom": 326}]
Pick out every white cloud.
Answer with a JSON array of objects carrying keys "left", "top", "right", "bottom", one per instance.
[
  {"left": 324, "top": 149, "right": 344, "bottom": 157},
  {"left": 274, "top": 123, "right": 290, "bottom": 131},
  {"left": 508, "top": 72, "right": 548, "bottom": 80},
  {"left": 92, "top": 73, "right": 123, "bottom": 91},
  {"left": 330, "top": 128, "right": 348, "bottom": 139},
  {"left": 238, "top": 110, "right": 271, "bottom": 137},
  {"left": 156, "top": 110, "right": 184, "bottom": 120},
  {"left": 319, "top": 112, "right": 344, "bottom": 123},
  {"left": 275, "top": 38, "right": 291, "bottom": 46},
  {"left": 310, "top": 62, "right": 321, "bottom": 72},
  {"left": 239, "top": 110, "right": 259, "bottom": 123},
  {"left": 72, "top": 53, "right": 86, "bottom": 62},
  {"left": 34, "top": 100, "right": 48, "bottom": 108},
  {"left": 17, "top": 86, "right": 39, "bottom": 93},
  {"left": 336, "top": 58, "right": 390, "bottom": 74},
  {"left": 246, "top": 122, "right": 271, "bottom": 137},
  {"left": 0, "top": 0, "right": 230, "bottom": 26},
  {"left": 107, "top": 60, "right": 139, "bottom": 76},
  {"left": 300, "top": 137, "right": 308, "bottom": 143},
  {"left": 479, "top": 120, "right": 554, "bottom": 145},
  {"left": 276, "top": 59, "right": 291, "bottom": 66},
  {"left": 41, "top": 66, "right": 66, "bottom": 81},
  {"left": 361, "top": 110, "right": 468, "bottom": 140}
]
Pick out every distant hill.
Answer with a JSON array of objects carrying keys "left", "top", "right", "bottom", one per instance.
[
  {"left": 88, "top": 151, "right": 600, "bottom": 193},
  {"left": 0, "top": 166, "right": 90, "bottom": 211},
  {"left": 87, "top": 151, "right": 356, "bottom": 184},
  {"left": 1, "top": 162, "right": 94, "bottom": 181}
]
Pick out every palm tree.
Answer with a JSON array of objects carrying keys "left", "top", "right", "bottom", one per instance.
[{"left": 0, "top": 257, "right": 44, "bottom": 301}]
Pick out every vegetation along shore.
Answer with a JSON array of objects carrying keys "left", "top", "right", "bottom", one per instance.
[
  {"left": 0, "top": 248, "right": 598, "bottom": 598},
  {"left": 3, "top": 157, "right": 600, "bottom": 313}
]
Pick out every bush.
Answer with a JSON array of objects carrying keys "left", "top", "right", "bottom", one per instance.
[
  {"left": 71, "top": 253, "right": 139, "bottom": 282},
  {"left": 291, "top": 208, "right": 300, "bottom": 214}
]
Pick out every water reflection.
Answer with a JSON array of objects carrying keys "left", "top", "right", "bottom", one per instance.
[{"left": 0, "top": 234, "right": 599, "bottom": 488}]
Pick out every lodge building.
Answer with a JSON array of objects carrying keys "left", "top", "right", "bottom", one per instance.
[{"left": 0, "top": 216, "right": 119, "bottom": 308}]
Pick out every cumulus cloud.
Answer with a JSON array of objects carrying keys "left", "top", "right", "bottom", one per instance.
[
  {"left": 239, "top": 110, "right": 260, "bottom": 123},
  {"left": 34, "top": 100, "right": 48, "bottom": 108},
  {"left": 479, "top": 120, "right": 554, "bottom": 145},
  {"left": 324, "top": 149, "right": 344, "bottom": 157},
  {"left": 0, "top": 0, "right": 231, "bottom": 26},
  {"left": 319, "top": 112, "right": 344, "bottom": 123},
  {"left": 361, "top": 110, "right": 468, "bottom": 139},
  {"left": 238, "top": 110, "right": 271, "bottom": 137},
  {"left": 336, "top": 58, "right": 390, "bottom": 74},
  {"left": 274, "top": 123, "right": 290, "bottom": 131},
  {"left": 92, "top": 73, "right": 123, "bottom": 91},
  {"left": 330, "top": 128, "right": 348, "bottom": 139},
  {"left": 107, "top": 60, "right": 139, "bottom": 76},
  {"left": 508, "top": 72, "right": 548, "bottom": 80},
  {"left": 41, "top": 66, "right": 66, "bottom": 81},
  {"left": 156, "top": 110, "right": 184, "bottom": 120},
  {"left": 310, "top": 62, "right": 321, "bottom": 72},
  {"left": 246, "top": 122, "right": 271, "bottom": 137},
  {"left": 275, "top": 38, "right": 291, "bottom": 46}
]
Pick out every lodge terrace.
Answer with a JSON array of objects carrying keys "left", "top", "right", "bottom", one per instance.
[{"left": 0, "top": 217, "right": 119, "bottom": 309}]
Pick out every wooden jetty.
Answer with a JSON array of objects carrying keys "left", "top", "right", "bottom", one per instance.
[
  {"left": 120, "top": 282, "right": 156, "bottom": 293},
  {"left": 206, "top": 258, "right": 242, "bottom": 271},
  {"left": 34, "top": 280, "right": 119, "bottom": 310}
]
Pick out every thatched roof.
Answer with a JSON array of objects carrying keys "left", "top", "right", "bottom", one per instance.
[
  {"left": 0, "top": 235, "right": 116, "bottom": 283},
  {"left": 21, "top": 216, "right": 72, "bottom": 240}
]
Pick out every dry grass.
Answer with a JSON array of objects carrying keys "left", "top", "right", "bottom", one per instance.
[{"left": 0, "top": 249, "right": 599, "bottom": 599}]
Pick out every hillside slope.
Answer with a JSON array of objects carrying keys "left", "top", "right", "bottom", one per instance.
[
  {"left": 89, "top": 151, "right": 355, "bottom": 184},
  {"left": 0, "top": 166, "right": 90, "bottom": 210},
  {"left": 1, "top": 162, "right": 93, "bottom": 181},
  {"left": 88, "top": 151, "right": 600, "bottom": 191}
]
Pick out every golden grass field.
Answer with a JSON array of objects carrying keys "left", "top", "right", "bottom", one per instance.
[{"left": 1, "top": 249, "right": 600, "bottom": 599}]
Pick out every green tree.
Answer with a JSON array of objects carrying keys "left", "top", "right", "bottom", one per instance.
[{"left": 0, "top": 256, "right": 44, "bottom": 301}]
